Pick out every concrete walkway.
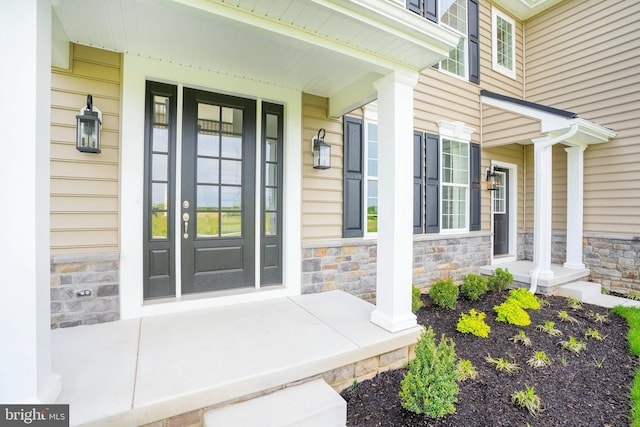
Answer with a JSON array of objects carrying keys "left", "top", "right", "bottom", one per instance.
[
  {"left": 558, "top": 280, "right": 640, "bottom": 309},
  {"left": 51, "top": 290, "right": 420, "bottom": 426}
]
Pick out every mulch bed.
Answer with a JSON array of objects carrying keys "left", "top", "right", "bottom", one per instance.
[{"left": 342, "top": 291, "right": 637, "bottom": 426}]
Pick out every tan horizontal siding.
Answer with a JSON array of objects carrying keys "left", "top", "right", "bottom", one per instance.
[
  {"left": 525, "top": 0, "right": 640, "bottom": 235},
  {"left": 50, "top": 44, "right": 121, "bottom": 254},
  {"left": 301, "top": 93, "right": 344, "bottom": 241},
  {"left": 551, "top": 145, "right": 567, "bottom": 231},
  {"left": 482, "top": 107, "right": 541, "bottom": 147}
]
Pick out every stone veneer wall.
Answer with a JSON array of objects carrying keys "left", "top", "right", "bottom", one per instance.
[
  {"left": 50, "top": 253, "right": 120, "bottom": 329},
  {"left": 584, "top": 233, "right": 640, "bottom": 292},
  {"left": 517, "top": 229, "right": 566, "bottom": 264},
  {"left": 301, "top": 232, "right": 492, "bottom": 301}
]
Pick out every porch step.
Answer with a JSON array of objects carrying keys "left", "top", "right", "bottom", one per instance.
[
  {"left": 203, "top": 379, "right": 346, "bottom": 427},
  {"left": 557, "top": 281, "right": 601, "bottom": 300}
]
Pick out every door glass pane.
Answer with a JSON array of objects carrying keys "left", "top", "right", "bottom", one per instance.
[
  {"left": 265, "top": 139, "right": 277, "bottom": 162},
  {"left": 221, "top": 186, "right": 242, "bottom": 210},
  {"left": 265, "top": 188, "right": 277, "bottom": 211},
  {"left": 197, "top": 212, "right": 219, "bottom": 237},
  {"left": 151, "top": 212, "right": 168, "bottom": 239},
  {"left": 152, "top": 154, "right": 168, "bottom": 181},
  {"left": 221, "top": 160, "right": 242, "bottom": 185},
  {"left": 265, "top": 212, "right": 277, "bottom": 235},
  {"left": 197, "top": 185, "right": 219, "bottom": 209},
  {"left": 153, "top": 127, "right": 168, "bottom": 153},
  {"left": 221, "top": 135, "right": 242, "bottom": 159},
  {"left": 199, "top": 103, "right": 220, "bottom": 122},
  {"left": 198, "top": 133, "right": 219, "bottom": 157},
  {"left": 265, "top": 164, "right": 277, "bottom": 187},
  {"left": 221, "top": 212, "right": 242, "bottom": 236},
  {"left": 151, "top": 183, "right": 168, "bottom": 210},
  {"left": 222, "top": 107, "right": 242, "bottom": 133},
  {"left": 197, "top": 158, "right": 219, "bottom": 184},
  {"left": 266, "top": 114, "right": 278, "bottom": 139}
]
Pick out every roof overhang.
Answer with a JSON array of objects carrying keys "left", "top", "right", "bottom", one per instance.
[
  {"left": 52, "top": 0, "right": 460, "bottom": 116},
  {"left": 491, "top": 0, "right": 565, "bottom": 20},
  {"left": 481, "top": 90, "right": 616, "bottom": 147}
]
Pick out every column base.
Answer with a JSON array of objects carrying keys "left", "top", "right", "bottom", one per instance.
[
  {"left": 370, "top": 310, "right": 417, "bottom": 333},
  {"left": 563, "top": 262, "right": 586, "bottom": 270}
]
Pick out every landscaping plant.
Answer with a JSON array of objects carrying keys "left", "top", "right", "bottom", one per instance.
[
  {"left": 527, "top": 351, "right": 551, "bottom": 368},
  {"left": 456, "top": 309, "right": 491, "bottom": 338},
  {"left": 509, "top": 330, "right": 532, "bottom": 346},
  {"left": 557, "top": 310, "right": 580, "bottom": 324},
  {"left": 566, "top": 297, "right": 583, "bottom": 311},
  {"left": 507, "top": 288, "right": 540, "bottom": 310},
  {"left": 558, "top": 336, "right": 587, "bottom": 353},
  {"left": 412, "top": 284, "right": 424, "bottom": 313},
  {"left": 487, "top": 267, "right": 513, "bottom": 292},
  {"left": 459, "top": 273, "right": 488, "bottom": 301},
  {"left": 585, "top": 328, "right": 606, "bottom": 341},
  {"left": 536, "top": 320, "right": 563, "bottom": 336},
  {"left": 485, "top": 355, "right": 520, "bottom": 374},
  {"left": 429, "top": 278, "right": 459, "bottom": 310},
  {"left": 494, "top": 300, "right": 531, "bottom": 326},
  {"left": 511, "top": 386, "right": 542, "bottom": 416},
  {"left": 456, "top": 359, "right": 478, "bottom": 381},
  {"left": 399, "top": 326, "right": 459, "bottom": 417},
  {"left": 587, "top": 310, "right": 609, "bottom": 323}
]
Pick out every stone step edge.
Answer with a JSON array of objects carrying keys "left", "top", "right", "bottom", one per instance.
[
  {"left": 556, "top": 281, "right": 602, "bottom": 300},
  {"left": 203, "top": 378, "right": 346, "bottom": 427}
]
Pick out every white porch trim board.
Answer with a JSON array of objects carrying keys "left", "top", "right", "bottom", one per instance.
[
  {"left": 0, "top": 0, "right": 61, "bottom": 403},
  {"left": 370, "top": 72, "right": 419, "bottom": 332}
]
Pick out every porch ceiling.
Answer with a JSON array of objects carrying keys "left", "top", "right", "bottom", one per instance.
[{"left": 53, "top": 0, "right": 459, "bottom": 114}]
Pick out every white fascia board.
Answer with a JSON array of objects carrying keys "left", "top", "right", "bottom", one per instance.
[
  {"left": 329, "top": 72, "right": 382, "bottom": 118},
  {"left": 51, "top": 8, "right": 69, "bottom": 69},
  {"left": 481, "top": 94, "right": 569, "bottom": 133}
]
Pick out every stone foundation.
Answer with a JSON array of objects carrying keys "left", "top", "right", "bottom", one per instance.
[
  {"left": 518, "top": 229, "right": 566, "bottom": 264},
  {"left": 584, "top": 233, "right": 640, "bottom": 292},
  {"left": 301, "top": 232, "right": 492, "bottom": 302},
  {"left": 50, "top": 253, "right": 120, "bottom": 329},
  {"left": 139, "top": 344, "right": 415, "bottom": 427}
]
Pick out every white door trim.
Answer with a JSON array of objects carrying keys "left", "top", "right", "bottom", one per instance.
[{"left": 491, "top": 160, "right": 517, "bottom": 264}]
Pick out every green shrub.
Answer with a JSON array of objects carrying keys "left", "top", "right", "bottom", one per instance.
[
  {"left": 494, "top": 300, "right": 531, "bottom": 326},
  {"left": 456, "top": 359, "right": 478, "bottom": 381},
  {"left": 456, "top": 309, "right": 491, "bottom": 338},
  {"left": 487, "top": 267, "right": 513, "bottom": 292},
  {"left": 412, "top": 284, "right": 424, "bottom": 313},
  {"left": 460, "top": 274, "right": 488, "bottom": 301},
  {"left": 429, "top": 279, "right": 459, "bottom": 309},
  {"left": 399, "top": 327, "right": 459, "bottom": 417},
  {"left": 507, "top": 288, "right": 540, "bottom": 310}
]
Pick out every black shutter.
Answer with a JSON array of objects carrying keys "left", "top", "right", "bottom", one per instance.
[
  {"left": 425, "top": 0, "right": 438, "bottom": 23},
  {"left": 425, "top": 133, "right": 440, "bottom": 233},
  {"left": 406, "top": 0, "right": 421, "bottom": 15},
  {"left": 343, "top": 116, "right": 364, "bottom": 238},
  {"left": 469, "top": 142, "right": 481, "bottom": 231},
  {"left": 468, "top": 0, "right": 480, "bottom": 84},
  {"left": 413, "top": 131, "right": 424, "bottom": 234}
]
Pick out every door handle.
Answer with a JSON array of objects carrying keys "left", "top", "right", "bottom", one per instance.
[{"left": 183, "top": 213, "right": 190, "bottom": 239}]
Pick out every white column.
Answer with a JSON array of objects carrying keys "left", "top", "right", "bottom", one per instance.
[
  {"left": 370, "top": 72, "right": 419, "bottom": 332},
  {"left": 564, "top": 146, "right": 587, "bottom": 269},
  {"left": 0, "top": 0, "right": 61, "bottom": 403},
  {"left": 532, "top": 138, "right": 554, "bottom": 279}
]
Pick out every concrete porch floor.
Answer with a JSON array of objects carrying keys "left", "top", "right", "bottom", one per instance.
[
  {"left": 52, "top": 290, "right": 421, "bottom": 426},
  {"left": 480, "top": 260, "right": 590, "bottom": 292}
]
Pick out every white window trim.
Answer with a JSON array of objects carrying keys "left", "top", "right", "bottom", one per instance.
[
  {"left": 492, "top": 6, "right": 516, "bottom": 79},
  {"left": 439, "top": 0, "right": 469, "bottom": 81},
  {"left": 364, "top": 103, "right": 378, "bottom": 238},
  {"left": 437, "top": 120, "right": 474, "bottom": 234}
]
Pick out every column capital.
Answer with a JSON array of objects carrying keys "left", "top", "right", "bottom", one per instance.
[{"left": 373, "top": 70, "right": 419, "bottom": 91}]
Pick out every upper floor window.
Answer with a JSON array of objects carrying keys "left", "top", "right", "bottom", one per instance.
[
  {"left": 440, "top": 0, "right": 468, "bottom": 79},
  {"left": 492, "top": 7, "right": 516, "bottom": 79}
]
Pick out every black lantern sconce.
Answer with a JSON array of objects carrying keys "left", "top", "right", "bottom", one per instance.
[
  {"left": 485, "top": 164, "right": 498, "bottom": 191},
  {"left": 312, "top": 128, "right": 331, "bottom": 170},
  {"left": 76, "top": 94, "right": 102, "bottom": 153}
]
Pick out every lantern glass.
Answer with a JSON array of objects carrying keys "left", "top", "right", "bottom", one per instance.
[
  {"left": 313, "top": 140, "right": 331, "bottom": 169},
  {"left": 76, "top": 112, "right": 101, "bottom": 153}
]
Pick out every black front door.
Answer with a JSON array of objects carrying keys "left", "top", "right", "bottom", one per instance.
[
  {"left": 493, "top": 168, "right": 509, "bottom": 256},
  {"left": 180, "top": 88, "right": 256, "bottom": 294}
]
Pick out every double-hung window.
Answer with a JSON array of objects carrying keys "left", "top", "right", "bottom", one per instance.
[
  {"left": 440, "top": 0, "right": 468, "bottom": 79},
  {"left": 441, "top": 138, "right": 469, "bottom": 231},
  {"left": 492, "top": 7, "right": 516, "bottom": 79}
]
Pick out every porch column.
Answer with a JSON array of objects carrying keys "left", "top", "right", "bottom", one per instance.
[
  {"left": 370, "top": 71, "right": 419, "bottom": 333},
  {"left": 0, "top": 0, "right": 61, "bottom": 402},
  {"left": 531, "top": 138, "right": 555, "bottom": 279},
  {"left": 564, "top": 146, "right": 587, "bottom": 269}
]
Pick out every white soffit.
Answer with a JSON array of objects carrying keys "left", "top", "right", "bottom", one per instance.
[
  {"left": 492, "top": 0, "right": 565, "bottom": 20},
  {"left": 52, "top": 0, "right": 459, "bottom": 98}
]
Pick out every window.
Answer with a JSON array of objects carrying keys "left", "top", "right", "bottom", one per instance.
[
  {"left": 493, "top": 170, "right": 506, "bottom": 214},
  {"left": 441, "top": 138, "right": 469, "bottom": 231},
  {"left": 492, "top": 7, "right": 516, "bottom": 79},
  {"left": 440, "top": 0, "right": 468, "bottom": 79},
  {"left": 365, "top": 122, "right": 378, "bottom": 234}
]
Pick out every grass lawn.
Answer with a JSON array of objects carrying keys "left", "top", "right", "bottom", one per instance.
[{"left": 612, "top": 305, "right": 640, "bottom": 427}]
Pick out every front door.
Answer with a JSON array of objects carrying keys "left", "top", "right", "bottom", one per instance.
[
  {"left": 143, "top": 82, "right": 267, "bottom": 299},
  {"left": 493, "top": 168, "right": 509, "bottom": 256},
  {"left": 181, "top": 88, "right": 256, "bottom": 294}
]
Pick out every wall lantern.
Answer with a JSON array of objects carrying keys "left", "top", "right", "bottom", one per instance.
[
  {"left": 312, "top": 128, "right": 331, "bottom": 170},
  {"left": 76, "top": 94, "right": 102, "bottom": 153},
  {"left": 485, "top": 164, "right": 498, "bottom": 191}
]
